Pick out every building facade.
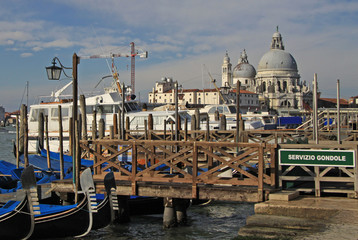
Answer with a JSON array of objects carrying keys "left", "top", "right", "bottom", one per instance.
[
  {"left": 222, "top": 28, "right": 313, "bottom": 114},
  {"left": 148, "top": 77, "right": 259, "bottom": 111}
]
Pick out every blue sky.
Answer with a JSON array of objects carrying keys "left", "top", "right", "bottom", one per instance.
[{"left": 1, "top": 0, "right": 358, "bottom": 111}]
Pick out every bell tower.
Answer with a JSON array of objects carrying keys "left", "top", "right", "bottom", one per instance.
[{"left": 221, "top": 51, "right": 232, "bottom": 87}]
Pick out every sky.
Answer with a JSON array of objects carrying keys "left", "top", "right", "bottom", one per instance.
[{"left": 0, "top": 0, "right": 357, "bottom": 112}]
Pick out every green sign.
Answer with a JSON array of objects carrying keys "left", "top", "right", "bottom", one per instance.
[{"left": 279, "top": 149, "right": 355, "bottom": 167}]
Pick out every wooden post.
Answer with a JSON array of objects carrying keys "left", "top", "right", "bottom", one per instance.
[
  {"left": 144, "top": 120, "right": 148, "bottom": 140},
  {"left": 192, "top": 143, "right": 198, "bottom": 199},
  {"left": 125, "top": 116, "right": 130, "bottom": 140},
  {"left": 38, "top": 112, "right": 44, "bottom": 151},
  {"left": 92, "top": 111, "right": 98, "bottom": 174},
  {"left": 314, "top": 166, "right": 321, "bottom": 197},
  {"left": 337, "top": 79, "right": 341, "bottom": 144},
  {"left": 354, "top": 145, "right": 358, "bottom": 198},
  {"left": 313, "top": 73, "right": 318, "bottom": 144},
  {"left": 220, "top": 115, "right": 226, "bottom": 130},
  {"left": 75, "top": 120, "right": 81, "bottom": 192},
  {"left": 236, "top": 81, "right": 241, "bottom": 144},
  {"left": 118, "top": 110, "right": 122, "bottom": 140},
  {"left": 121, "top": 83, "right": 125, "bottom": 140},
  {"left": 110, "top": 125, "right": 114, "bottom": 139},
  {"left": 24, "top": 113, "right": 29, "bottom": 167},
  {"left": 99, "top": 119, "right": 105, "bottom": 139},
  {"left": 58, "top": 106, "right": 64, "bottom": 179},
  {"left": 79, "top": 95, "right": 87, "bottom": 140},
  {"left": 92, "top": 110, "right": 97, "bottom": 140},
  {"left": 113, "top": 114, "right": 118, "bottom": 136},
  {"left": 205, "top": 119, "right": 209, "bottom": 141},
  {"left": 69, "top": 117, "right": 73, "bottom": 156},
  {"left": 16, "top": 115, "right": 20, "bottom": 168},
  {"left": 19, "top": 104, "right": 26, "bottom": 154},
  {"left": 191, "top": 114, "right": 196, "bottom": 139},
  {"left": 195, "top": 109, "right": 200, "bottom": 130},
  {"left": 45, "top": 115, "right": 51, "bottom": 169},
  {"left": 148, "top": 114, "right": 153, "bottom": 136},
  {"left": 258, "top": 145, "right": 264, "bottom": 201},
  {"left": 184, "top": 118, "right": 188, "bottom": 141},
  {"left": 131, "top": 142, "right": 137, "bottom": 196},
  {"left": 174, "top": 82, "right": 179, "bottom": 141}
]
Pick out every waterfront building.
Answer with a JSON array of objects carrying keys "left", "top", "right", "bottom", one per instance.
[
  {"left": 148, "top": 28, "right": 313, "bottom": 114},
  {"left": 148, "top": 77, "right": 259, "bottom": 112},
  {"left": 223, "top": 28, "right": 313, "bottom": 114}
]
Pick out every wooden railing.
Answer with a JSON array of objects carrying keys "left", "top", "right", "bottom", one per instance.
[{"left": 80, "top": 139, "right": 278, "bottom": 201}]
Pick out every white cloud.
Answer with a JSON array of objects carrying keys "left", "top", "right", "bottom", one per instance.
[{"left": 21, "top": 52, "right": 33, "bottom": 57}]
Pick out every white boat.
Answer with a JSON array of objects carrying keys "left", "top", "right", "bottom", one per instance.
[
  {"left": 187, "top": 104, "right": 277, "bottom": 130},
  {"left": 28, "top": 83, "right": 226, "bottom": 153}
]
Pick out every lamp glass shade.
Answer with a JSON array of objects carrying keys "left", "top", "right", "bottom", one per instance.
[{"left": 46, "top": 65, "right": 62, "bottom": 80}]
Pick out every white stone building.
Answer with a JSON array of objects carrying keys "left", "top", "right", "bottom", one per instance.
[
  {"left": 222, "top": 28, "right": 313, "bottom": 113},
  {"left": 148, "top": 77, "right": 259, "bottom": 111}
]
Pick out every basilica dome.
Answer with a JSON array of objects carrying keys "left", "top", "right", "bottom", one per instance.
[
  {"left": 257, "top": 49, "right": 297, "bottom": 72},
  {"left": 233, "top": 49, "right": 256, "bottom": 78},
  {"left": 257, "top": 29, "right": 298, "bottom": 72}
]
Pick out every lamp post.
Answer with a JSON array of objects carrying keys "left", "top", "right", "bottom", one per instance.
[{"left": 46, "top": 53, "right": 80, "bottom": 190}]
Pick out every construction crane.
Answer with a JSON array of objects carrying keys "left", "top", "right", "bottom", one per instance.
[
  {"left": 204, "top": 65, "right": 227, "bottom": 104},
  {"left": 80, "top": 43, "right": 148, "bottom": 97}
]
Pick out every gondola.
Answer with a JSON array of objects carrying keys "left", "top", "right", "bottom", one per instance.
[
  {"left": 0, "top": 165, "right": 36, "bottom": 240},
  {"left": 86, "top": 171, "right": 117, "bottom": 230},
  {"left": 30, "top": 168, "right": 95, "bottom": 239}
]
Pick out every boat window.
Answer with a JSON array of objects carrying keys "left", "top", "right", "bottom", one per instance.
[
  {"left": 86, "top": 105, "right": 96, "bottom": 114},
  {"left": 51, "top": 107, "right": 69, "bottom": 120},
  {"left": 179, "top": 112, "right": 191, "bottom": 121},
  {"left": 228, "top": 106, "right": 236, "bottom": 114},
  {"left": 207, "top": 107, "right": 217, "bottom": 114},
  {"left": 30, "top": 108, "right": 48, "bottom": 122},
  {"left": 96, "top": 105, "right": 113, "bottom": 114},
  {"left": 223, "top": 106, "right": 229, "bottom": 114},
  {"left": 153, "top": 116, "right": 166, "bottom": 125}
]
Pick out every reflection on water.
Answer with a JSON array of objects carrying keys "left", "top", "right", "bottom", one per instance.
[
  {"left": 0, "top": 126, "right": 16, "bottom": 164},
  {"left": 78, "top": 201, "right": 254, "bottom": 240}
]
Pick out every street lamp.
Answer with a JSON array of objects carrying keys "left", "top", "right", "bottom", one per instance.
[
  {"left": 46, "top": 53, "right": 80, "bottom": 191},
  {"left": 45, "top": 57, "right": 73, "bottom": 80}
]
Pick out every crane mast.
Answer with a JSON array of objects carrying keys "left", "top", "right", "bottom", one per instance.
[
  {"left": 80, "top": 43, "right": 147, "bottom": 98},
  {"left": 131, "top": 42, "right": 135, "bottom": 96}
]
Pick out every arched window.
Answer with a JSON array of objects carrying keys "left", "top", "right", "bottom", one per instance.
[{"left": 283, "top": 81, "right": 287, "bottom": 91}]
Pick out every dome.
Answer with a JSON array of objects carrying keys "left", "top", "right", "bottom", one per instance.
[
  {"left": 257, "top": 49, "right": 297, "bottom": 72},
  {"left": 223, "top": 51, "right": 230, "bottom": 64},
  {"left": 233, "top": 63, "right": 256, "bottom": 78},
  {"left": 233, "top": 49, "right": 256, "bottom": 78}
]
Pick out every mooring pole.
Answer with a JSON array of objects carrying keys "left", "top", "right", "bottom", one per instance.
[
  {"left": 313, "top": 73, "right": 319, "bottom": 144},
  {"left": 236, "top": 80, "right": 240, "bottom": 146},
  {"left": 337, "top": 79, "right": 341, "bottom": 144},
  {"left": 174, "top": 82, "right": 179, "bottom": 142},
  {"left": 72, "top": 53, "right": 79, "bottom": 189},
  {"left": 58, "top": 105, "right": 64, "bottom": 179},
  {"left": 45, "top": 115, "right": 51, "bottom": 169}
]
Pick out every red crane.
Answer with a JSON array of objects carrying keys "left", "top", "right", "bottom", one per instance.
[{"left": 81, "top": 43, "right": 147, "bottom": 97}]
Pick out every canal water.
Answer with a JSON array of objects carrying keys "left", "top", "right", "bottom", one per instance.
[{"left": 0, "top": 126, "right": 255, "bottom": 240}]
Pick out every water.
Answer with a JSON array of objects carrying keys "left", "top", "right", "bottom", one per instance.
[
  {"left": 80, "top": 201, "right": 254, "bottom": 240},
  {"left": 0, "top": 126, "right": 255, "bottom": 239},
  {"left": 0, "top": 126, "right": 17, "bottom": 164}
]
